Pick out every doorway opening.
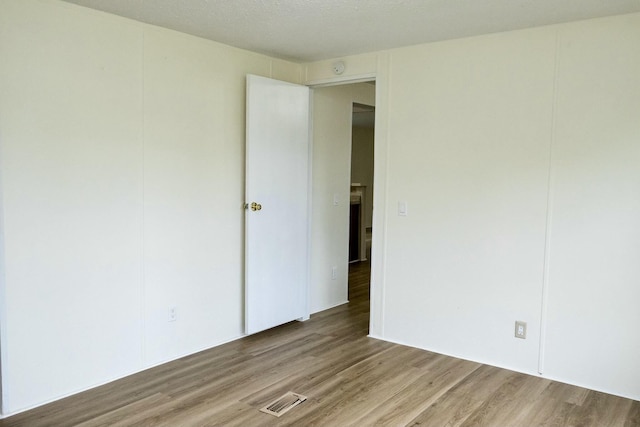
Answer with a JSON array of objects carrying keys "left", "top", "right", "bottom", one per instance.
[
  {"left": 308, "top": 78, "right": 377, "bottom": 336},
  {"left": 348, "top": 102, "right": 374, "bottom": 316},
  {"left": 349, "top": 102, "right": 375, "bottom": 264}
]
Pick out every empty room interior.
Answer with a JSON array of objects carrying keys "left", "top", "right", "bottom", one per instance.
[{"left": 1, "top": 0, "right": 639, "bottom": 425}]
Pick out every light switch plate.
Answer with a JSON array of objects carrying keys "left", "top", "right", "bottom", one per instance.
[{"left": 398, "top": 201, "right": 408, "bottom": 216}]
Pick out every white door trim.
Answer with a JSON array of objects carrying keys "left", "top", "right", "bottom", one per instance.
[{"left": 305, "top": 67, "right": 388, "bottom": 340}]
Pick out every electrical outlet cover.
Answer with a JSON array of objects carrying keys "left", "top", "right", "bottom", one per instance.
[
  {"left": 169, "top": 307, "right": 177, "bottom": 322},
  {"left": 515, "top": 321, "right": 526, "bottom": 339}
]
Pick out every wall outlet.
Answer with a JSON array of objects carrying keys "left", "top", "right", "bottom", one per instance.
[
  {"left": 515, "top": 320, "right": 526, "bottom": 339},
  {"left": 168, "top": 306, "right": 177, "bottom": 322},
  {"left": 331, "top": 266, "right": 337, "bottom": 280}
]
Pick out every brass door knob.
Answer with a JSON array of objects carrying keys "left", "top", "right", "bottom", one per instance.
[{"left": 251, "top": 202, "right": 262, "bottom": 211}]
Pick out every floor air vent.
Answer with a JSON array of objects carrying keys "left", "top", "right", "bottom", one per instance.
[{"left": 260, "top": 391, "right": 307, "bottom": 417}]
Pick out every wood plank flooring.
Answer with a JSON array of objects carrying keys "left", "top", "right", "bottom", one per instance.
[{"left": 2, "top": 261, "right": 638, "bottom": 426}]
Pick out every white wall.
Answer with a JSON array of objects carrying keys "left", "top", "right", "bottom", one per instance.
[
  {"left": 0, "top": 0, "right": 145, "bottom": 413},
  {"left": 383, "top": 26, "right": 555, "bottom": 375},
  {"left": 0, "top": 0, "right": 301, "bottom": 415},
  {"left": 309, "top": 84, "right": 375, "bottom": 313},
  {"left": 306, "top": 13, "right": 640, "bottom": 401},
  {"left": 542, "top": 14, "right": 640, "bottom": 399}
]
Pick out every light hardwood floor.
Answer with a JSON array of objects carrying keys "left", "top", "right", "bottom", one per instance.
[{"left": 2, "top": 262, "right": 639, "bottom": 426}]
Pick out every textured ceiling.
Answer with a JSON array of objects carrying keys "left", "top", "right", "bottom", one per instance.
[{"left": 61, "top": 0, "right": 640, "bottom": 62}]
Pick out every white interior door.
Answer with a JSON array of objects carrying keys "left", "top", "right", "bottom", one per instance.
[{"left": 245, "top": 74, "right": 310, "bottom": 335}]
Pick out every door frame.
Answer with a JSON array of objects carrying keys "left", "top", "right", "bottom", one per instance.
[{"left": 306, "top": 71, "right": 386, "bottom": 339}]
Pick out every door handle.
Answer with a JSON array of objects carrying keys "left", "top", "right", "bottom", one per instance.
[{"left": 250, "top": 202, "right": 262, "bottom": 211}]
